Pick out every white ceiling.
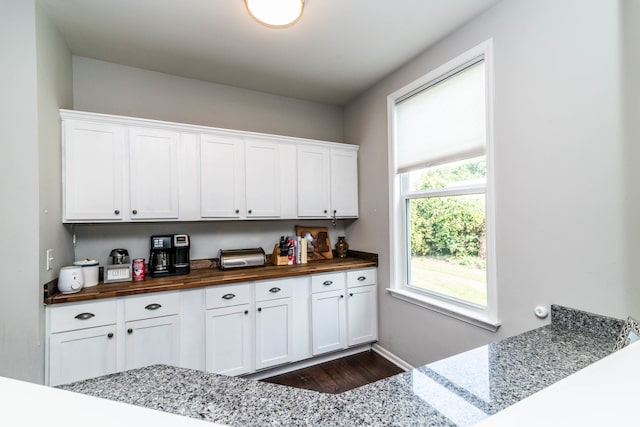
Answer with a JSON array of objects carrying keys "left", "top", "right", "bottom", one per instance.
[{"left": 39, "top": 0, "right": 501, "bottom": 105}]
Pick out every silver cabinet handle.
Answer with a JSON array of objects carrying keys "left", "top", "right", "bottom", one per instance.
[
  {"left": 74, "top": 312, "right": 95, "bottom": 320},
  {"left": 269, "top": 287, "right": 281, "bottom": 293},
  {"left": 357, "top": 276, "right": 366, "bottom": 281},
  {"left": 323, "top": 280, "right": 333, "bottom": 286},
  {"left": 222, "top": 293, "right": 236, "bottom": 300},
  {"left": 145, "top": 303, "right": 162, "bottom": 310}
]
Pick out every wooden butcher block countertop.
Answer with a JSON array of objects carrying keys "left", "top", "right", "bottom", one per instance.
[{"left": 44, "top": 251, "right": 377, "bottom": 305}]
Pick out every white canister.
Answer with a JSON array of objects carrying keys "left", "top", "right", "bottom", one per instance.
[{"left": 73, "top": 259, "right": 99, "bottom": 287}]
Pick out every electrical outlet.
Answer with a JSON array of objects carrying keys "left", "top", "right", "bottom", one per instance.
[{"left": 46, "top": 249, "right": 54, "bottom": 271}]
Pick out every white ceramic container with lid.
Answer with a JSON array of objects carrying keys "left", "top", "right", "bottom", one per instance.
[{"left": 73, "top": 259, "right": 99, "bottom": 287}]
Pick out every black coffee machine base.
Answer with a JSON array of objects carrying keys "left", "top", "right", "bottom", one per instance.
[{"left": 149, "top": 267, "right": 190, "bottom": 278}]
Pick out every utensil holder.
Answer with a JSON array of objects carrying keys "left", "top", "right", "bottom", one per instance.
[{"left": 271, "top": 244, "right": 289, "bottom": 266}]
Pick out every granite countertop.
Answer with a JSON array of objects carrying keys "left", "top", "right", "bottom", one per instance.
[{"left": 58, "top": 306, "right": 624, "bottom": 426}]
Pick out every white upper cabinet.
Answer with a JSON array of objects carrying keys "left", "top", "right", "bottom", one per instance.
[
  {"left": 244, "top": 138, "right": 281, "bottom": 218},
  {"left": 297, "top": 145, "right": 331, "bottom": 217},
  {"left": 298, "top": 144, "right": 359, "bottom": 219},
  {"left": 63, "top": 120, "right": 125, "bottom": 221},
  {"left": 61, "top": 110, "right": 357, "bottom": 223},
  {"left": 200, "top": 134, "right": 245, "bottom": 218},
  {"left": 129, "top": 127, "right": 179, "bottom": 220},
  {"left": 330, "top": 148, "right": 359, "bottom": 218}
]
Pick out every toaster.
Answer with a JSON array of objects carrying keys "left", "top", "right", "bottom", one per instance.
[{"left": 219, "top": 248, "right": 266, "bottom": 270}]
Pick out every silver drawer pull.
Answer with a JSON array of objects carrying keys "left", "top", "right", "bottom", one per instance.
[
  {"left": 74, "top": 312, "right": 95, "bottom": 320},
  {"left": 222, "top": 293, "right": 236, "bottom": 300},
  {"left": 145, "top": 303, "right": 162, "bottom": 310},
  {"left": 323, "top": 280, "right": 333, "bottom": 286},
  {"left": 269, "top": 287, "right": 281, "bottom": 293},
  {"left": 357, "top": 276, "right": 366, "bottom": 281}
]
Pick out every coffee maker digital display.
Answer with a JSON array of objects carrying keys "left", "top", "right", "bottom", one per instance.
[{"left": 149, "top": 234, "right": 190, "bottom": 278}]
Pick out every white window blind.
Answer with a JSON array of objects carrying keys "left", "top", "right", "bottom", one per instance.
[{"left": 395, "top": 60, "right": 486, "bottom": 174}]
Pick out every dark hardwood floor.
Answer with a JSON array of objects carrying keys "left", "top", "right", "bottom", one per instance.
[{"left": 261, "top": 350, "right": 405, "bottom": 394}]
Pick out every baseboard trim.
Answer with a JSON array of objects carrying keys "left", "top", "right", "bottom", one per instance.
[
  {"left": 371, "top": 343, "right": 414, "bottom": 371},
  {"left": 243, "top": 345, "right": 373, "bottom": 380}
]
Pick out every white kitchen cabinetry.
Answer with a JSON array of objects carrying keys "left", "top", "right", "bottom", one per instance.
[
  {"left": 47, "top": 300, "right": 118, "bottom": 386},
  {"left": 200, "top": 134, "right": 244, "bottom": 218},
  {"left": 244, "top": 138, "right": 281, "bottom": 218},
  {"left": 297, "top": 144, "right": 331, "bottom": 217},
  {"left": 298, "top": 144, "right": 359, "bottom": 219},
  {"left": 46, "top": 292, "right": 182, "bottom": 386},
  {"left": 205, "top": 283, "right": 253, "bottom": 376},
  {"left": 62, "top": 119, "right": 125, "bottom": 221},
  {"left": 123, "top": 292, "right": 181, "bottom": 370},
  {"left": 311, "top": 269, "right": 377, "bottom": 356},
  {"left": 330, "top": 148, "right": 359, "bottom": 218},
  {"left": 254, "top": 279, "right": 294, "bottom": 370},
  {"left": 61, "top": 110, "right": 357, "bottom": 222},
  {"left": 128, "top": 127, "right": 179, "bottom": 220}
]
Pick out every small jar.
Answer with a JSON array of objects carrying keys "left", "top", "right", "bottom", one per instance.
[{"left": 335, "top": 236, "right": 349, "bottom": 258}]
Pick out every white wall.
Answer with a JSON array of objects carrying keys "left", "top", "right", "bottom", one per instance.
[
  {"left": 72, "top": 57, "right": 344, "bottom": 143},
  {"left": 36, "top": 0, "right": 74, "bottom": 319},
  {"left": 0, "top": 0, "right": 72, "bottom": 383},
  {"left": 345, "top": 0, "right": 630, "bottom": 367},
  {"left": 72, "top": 220, "right": 350, "bottom": 268}
]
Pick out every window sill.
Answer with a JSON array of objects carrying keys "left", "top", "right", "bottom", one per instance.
[{"left": 387, "top": 288, "right": 501, "bottom": 332}]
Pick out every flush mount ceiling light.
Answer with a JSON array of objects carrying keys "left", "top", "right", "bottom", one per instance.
[{"left": 245, "top": 0, "right": 304, "bottom": 28}]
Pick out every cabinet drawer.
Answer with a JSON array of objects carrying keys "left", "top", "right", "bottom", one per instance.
[
  {"left": 311, "top": 272, "right": 345, "bottom": 294},
  {"left": 255, "top": 278, "right": 293, "bottom": 301},
  {"left": 49, "top": 300, "right": 117, "bottom": 333},
  {"left": 125, "top": 291, "right": 180, "bottom": 321},
  {"left": 207, "top": 283, "right": 251, "bottom": 309},
  {"left": 347, "top": 268, "right": 377, "bottom": 288}
]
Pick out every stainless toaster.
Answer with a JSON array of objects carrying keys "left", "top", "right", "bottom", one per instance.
[{"left": 218, "top": 248, "right": 266, "bottom": 270}]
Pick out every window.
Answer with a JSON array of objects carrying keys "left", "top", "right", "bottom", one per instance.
[{"left": 388, "top": 40, "right": 498, "bottom": 331}]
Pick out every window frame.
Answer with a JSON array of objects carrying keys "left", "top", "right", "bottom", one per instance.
[{"left": 387, "top": 40, "right": 499, "bottom": 332}]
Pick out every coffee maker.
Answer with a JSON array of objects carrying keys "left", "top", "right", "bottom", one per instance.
[{"left": 148, "top": 234, "right": 190, "bottom": 278}]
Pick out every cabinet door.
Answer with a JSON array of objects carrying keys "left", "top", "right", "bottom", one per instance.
[
  {"left": 255, "top": 297, "right": 293, "bottom": 370},
  {"left": 205, "top": 304, "right": 253, "bottom": 376},
  {"left": 311, "top": 289, "right": 347, "bottom": 355},
  {"left": 245, "top": 139, "right": 280, "bottom": 218},
  {"left": 297, "top": 145, "right": 330, "bottom": 217},
  {"left": 347, "top": 285, "right": 378, "bottom": 347},
  {"left": 124, "top": 315, "right": 180, "bottom": 371},
  {"left": 63, "top": 120, "right": 125, "bottom": 221},
  {"left": 49, "top": 325, "right": 117, "bottom": 386},
  {"left": 200, "top": 134, "right": 244, "bottom": 218},
  {"left": 330, "top": 148, "right": 359, "bottom": 218},
  {"left": 129, "top": 128, "right": 179, "bottom": 219}
]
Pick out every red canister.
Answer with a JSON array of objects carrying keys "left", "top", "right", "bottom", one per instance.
[{"left": 133, "top": 258, "right": 146, "bottom": 281}]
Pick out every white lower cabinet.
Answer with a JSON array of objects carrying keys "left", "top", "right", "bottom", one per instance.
[
  {"left": 46, "top": 268, "right": 376, "bottom": 384},
  {"left": 347, "top": 285, "right": 378, "bottom": 346},
  {"left": 311, "top": 268, "right": 378, "bottom": 356},
  {"left": 254, "top": 279, "right": 294, "bottom": 370},
  {"left": 46, "top": 291, "right": 181, "bottom": 386},
  {"left": 49, "top": 325, "right": 117, "bottom": 387},
  {"left": 205, "top": 283, "right": 254, "bottom": 375},
  {"left": 124, "top": 315, "right": 180, "bottom": 371},
  {"left": 311, "top": 289, "right": 346, "bottom": 355},
  {"left": 205, "top": 304, "right": 253, "bottom": 376}
]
